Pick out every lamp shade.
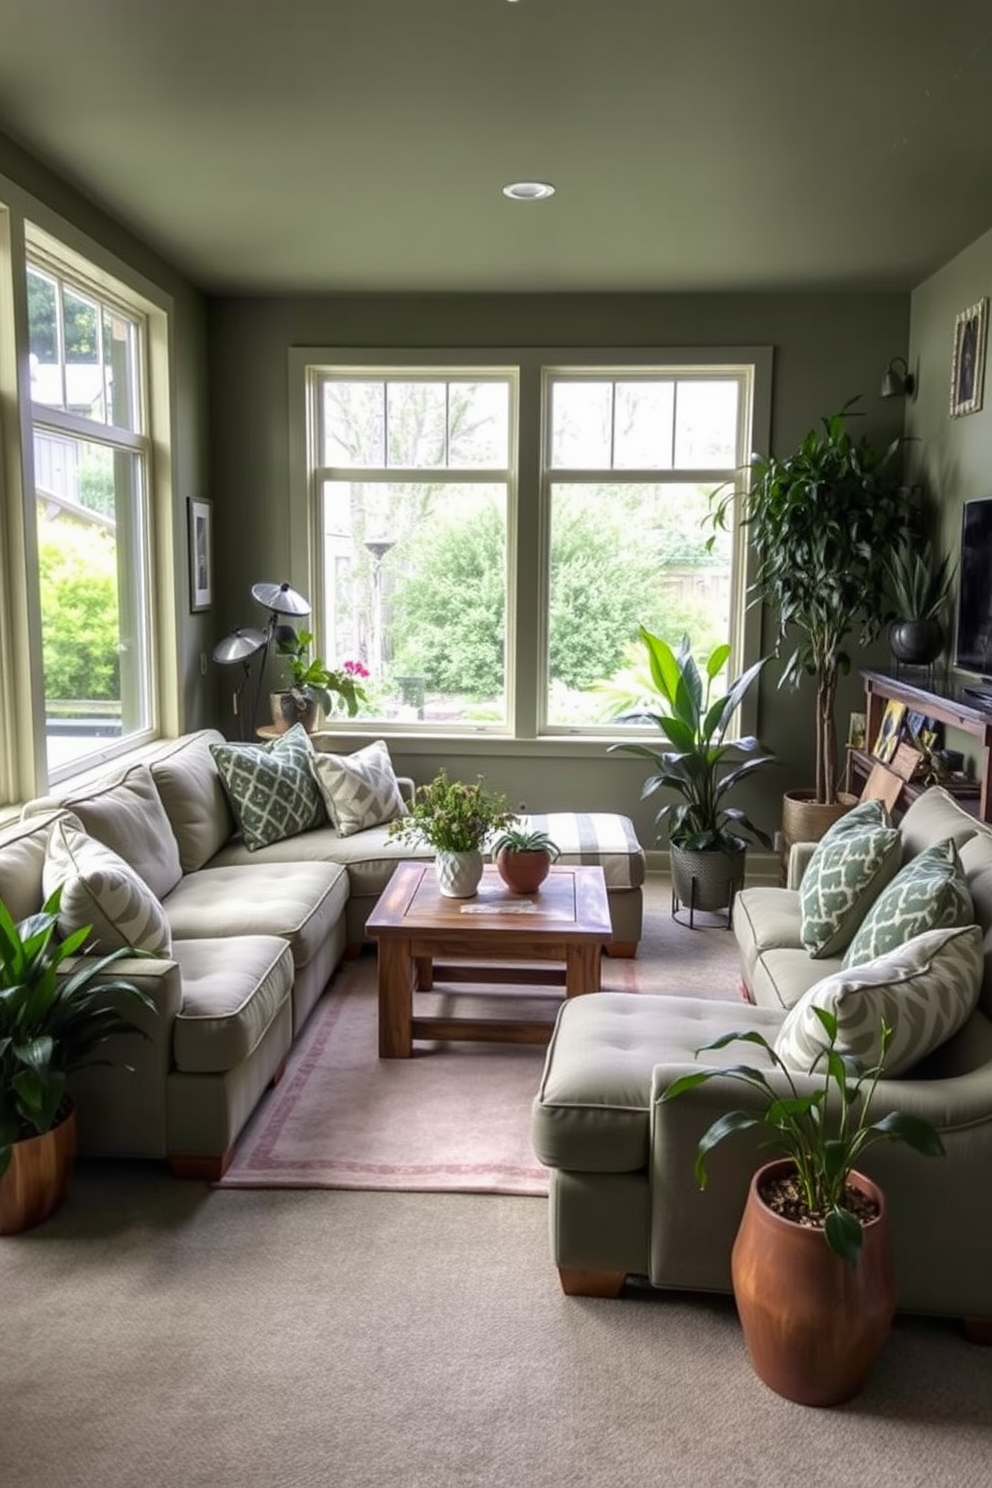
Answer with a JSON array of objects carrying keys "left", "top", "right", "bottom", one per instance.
[
  {"left": 212, "top": 627, "right": 267, "bottom": 665},
  {"left": 251, "top": 580, "right": 311, "bottom": 617}
]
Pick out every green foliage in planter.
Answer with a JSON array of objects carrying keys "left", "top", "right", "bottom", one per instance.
[
  {"left": 662, "top": 1009, "right": 944, "bottom": 1264},
  {"left": 711, "top": 399, "right": 906, "bottom": 806},
  {"left": 0, "top": 890, "right": 155, "bottom": 1177},
  {"left": 609, "top": 628, "right": 776, "bottom": 852},
  {"left": 886, "top": 537, "right": 955, "bottom": 622},
  {"left": 490, "top": 825, "right": 561, "bottom": 859}
]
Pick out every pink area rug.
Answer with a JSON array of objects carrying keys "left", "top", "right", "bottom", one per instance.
[{"left": 217, "top": 879, "right": 743, "bottom": 1196}]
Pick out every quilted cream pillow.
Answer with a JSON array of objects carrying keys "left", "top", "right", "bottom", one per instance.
[
  {"left": 43, "top": 817, "right": 172, "bottom": 954},
  {"left": 798, "top": 801, "right": 901, "bottom": 958},
  {"left": 775, "top": 923, "right": 983, "bottom": 1076},
  {"left": 842, "top": 838, "right": 973, "bottom": 969},
  {"left": 309, "top": 739, "right": 408, "bottom": 838},
  {"left": 210, "top": 724, "right": 326, "bottom": 852}
]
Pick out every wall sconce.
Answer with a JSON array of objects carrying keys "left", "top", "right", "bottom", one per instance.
[{"left": 880, "top": 356, "right": 915, "bottom": 399}]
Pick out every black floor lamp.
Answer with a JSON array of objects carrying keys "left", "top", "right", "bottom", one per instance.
[{"left": 212, "top": 581, "right": 311, "bottom": 739}]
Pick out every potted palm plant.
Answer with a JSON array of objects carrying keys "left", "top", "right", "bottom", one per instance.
[
  {"left": 662, "top": 1009, "right": 944, "bottom": 1405},
  {"left": 609, "top": 628, "right": 776, "bottom": 916},
  {"left": 490, "top": 823, "right": 561, "bottom": 894},
  {"left": 0, "top": 889, "right": 154, "bottom": 1234},
  {"left": 711, "top": 398, "right": 907, "bottom": 843}
]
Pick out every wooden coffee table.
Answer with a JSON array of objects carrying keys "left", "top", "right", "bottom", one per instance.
[{"left": 366, "top": 862, "right": 613, "bottom": 1057}]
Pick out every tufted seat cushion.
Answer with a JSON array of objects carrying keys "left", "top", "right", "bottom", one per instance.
[
  {"left": 163, "top": 861, "right": 348, "bottom": 974},
  {"left": 532, "top": 991, "right": 784, "bottom": 1174},
  {"left": 171, "top": 936, "right": 293, "bottom": 1074}
]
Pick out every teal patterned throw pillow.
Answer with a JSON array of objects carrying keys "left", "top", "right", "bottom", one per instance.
[
  {"left": 210, "top": 724, "right": 326, "bottom": 851},
  {"left": 799, "top": 804, "right": 902, "bottom": 958},
  {"left": 842, "top": 838, "right": 974, "bottom": 969}
]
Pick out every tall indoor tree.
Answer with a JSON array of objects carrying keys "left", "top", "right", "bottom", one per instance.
[{"left": 712, "top": 399, "right": 908, "bottom": 807}]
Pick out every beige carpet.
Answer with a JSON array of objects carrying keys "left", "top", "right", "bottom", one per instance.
[
  {"left": 4, "top": 1167, "right": 992, "bottom": 1488},
  {"left": 217, "top": 874, "right": 745, "bottom": 1194}
]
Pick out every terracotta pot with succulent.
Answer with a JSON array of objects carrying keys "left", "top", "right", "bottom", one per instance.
[
  {"left": 271, "top": 627, "right": 368, "bottom": 733},
  {"left": 609, "top": 628, "right": 777, "bottom": 915},
  {"left": 662, "top": 1009, "right": 944, "bottom": 1406},
  {"left": 387, "top": 770, "right": 512, "bottom": 898},
  {"left": 491, "top": 824, "right": 561, "bottom": 894},
  {"left": 886, "top": 535, "right": 956, "bottom": 667},
  {"left": 710, "top": 399, "right": 907, "bottom": 843},
  {"left": 0, "top": 890, "right": 154, "bottom": 1235}
]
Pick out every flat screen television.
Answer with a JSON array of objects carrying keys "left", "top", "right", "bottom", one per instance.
[{"left": 955, "top": 495, "right": 992, "bottom": 680}]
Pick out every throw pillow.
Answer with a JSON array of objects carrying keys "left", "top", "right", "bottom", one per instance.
[
  {"left": 775, "top": 923, "right": 983, "bottom": 1077},
  {"left": 43, "top": 817, "right": 172, "bottom": 954},
  {"left": 210, "top": 724, "right": 326, "bottom": 852},
  {"left": 842, "top": 838, "right": 974, "bottom": 969},
  {"left": 798, "top": 808, "right": 902, "bottom": 959},
  {"left": 309, "top": 739, "right": 408, "bottom": 837}
]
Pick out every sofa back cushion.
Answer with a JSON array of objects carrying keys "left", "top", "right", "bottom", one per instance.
[
  {"left": 0, "top": 813, "right": 65, "bottom": 923},
  {"left": 149, "top": 729, "right": 235, "bottom": 871},
  {"left": 898, "top": 785, "right": 978, "bottom": 861},
  {"left": 57, "top": 764, "right": 183, "bottom": 900},
  {"left": 957, "top": 832, "right": 992, "bottom": 1020}
]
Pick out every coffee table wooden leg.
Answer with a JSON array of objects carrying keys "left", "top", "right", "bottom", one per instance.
[
  {"left": 565, "top": 942, "right": 602, "bottom": 996},
  {"left": 378, "top": 940, "right": 414, "bottom": 1057}
]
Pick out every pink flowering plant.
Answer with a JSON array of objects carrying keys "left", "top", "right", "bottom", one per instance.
[
  {"left": 387, "top": 770, "right": 512, "bottom": 853},
  {"left": 276, "top": 628, "right": 368, "bottom": 717}
]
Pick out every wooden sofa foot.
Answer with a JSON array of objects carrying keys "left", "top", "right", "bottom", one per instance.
[
  {"left": 168, "top": 1150, "right": 233, "bottom": 1182},
  {"left": 962, "top": 1317, "right": 992, "bottom": 1345},
  {"left": 605, "top": 941, "right": 637, "bottom": 960},
  {"left": 558, "top": 1266, "right": 626, "bottom": 1298}
]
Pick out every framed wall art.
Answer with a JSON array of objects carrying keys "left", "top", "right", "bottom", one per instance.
[
  {"left": 950, "top": 298, "right": 988, "bottom": 418},
  {"left": 188, "top": 497, "right": 213, "bottom": 612}
]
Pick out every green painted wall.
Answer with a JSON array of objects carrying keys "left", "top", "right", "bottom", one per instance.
[
  {"left": 905, "top": 226, "right": 992, "bottom": 778},
  {"left": 207, "top": 292, "right": 909, "bottom": 847}
]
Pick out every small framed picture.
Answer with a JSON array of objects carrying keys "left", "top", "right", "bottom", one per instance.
[
  {"left": 847, "top": 712, "right": 867, "bottom": 750},
  {"left": 188, "top": 497, "right": 213, "bottom": 612},
  {"left": 950, "top": 299, "right": 988, "bottom": 418},
  {"left": 872, "top": 699, "right": 906, "bottom": 764}
]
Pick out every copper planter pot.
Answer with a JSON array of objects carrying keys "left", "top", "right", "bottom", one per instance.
[
  {"left": 0, "top": 1103, "right": 77, "bottom": 1236},
  {"left": 495, "top": 847, "right": 552, "bottom": 894},
  {"left": 731, "top": 1159, "right": 895, "bottom": 1407}
]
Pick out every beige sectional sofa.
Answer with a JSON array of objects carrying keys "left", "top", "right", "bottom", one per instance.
[
  {"left": 5, "top": 727, "right": 645, "bottom": 1180},
  {"left": 5, "top": 728, "right": 431, "bottom": 1178},
  {"left": 532, "top": 786, "right": 992, "bottom": 1328}
]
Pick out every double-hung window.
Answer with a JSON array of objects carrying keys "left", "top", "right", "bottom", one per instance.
[
  {"left": 26, "top": 239, "right": 155, "bottom": 778},
  {"left": 298, "top": 349, "right": 764, "bottom": 740},
  {"left": 309, "top": 368, "right": 516, "bottom": 729},
  {"left": 543, "top": 367, "right": 749, "bottom": 730}
]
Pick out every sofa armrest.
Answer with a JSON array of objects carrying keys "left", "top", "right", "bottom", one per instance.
[
  {"left": 61, "top": 955, "right": 184, "bottom": 1158},
  {"left": 787, "top": 841, "right": 818, "bottom": 889}
]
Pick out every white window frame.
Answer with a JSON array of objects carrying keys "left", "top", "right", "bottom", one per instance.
[
  {"left": 289, "top": 345, "right": 772, "bottom": 750},
  {"left": 0, "top": 178, "right": 175, "bottom": 810}
]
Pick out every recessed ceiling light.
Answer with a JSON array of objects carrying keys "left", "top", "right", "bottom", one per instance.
[{"left": 502, "top": 181, "right": 556, "bottom": 201}]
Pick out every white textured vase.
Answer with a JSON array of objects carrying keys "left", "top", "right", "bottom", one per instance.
[{"left": 434, "top": 848, "right": 484, "bottom": 898}]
